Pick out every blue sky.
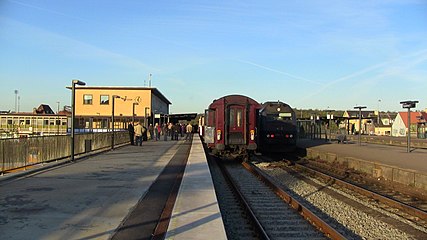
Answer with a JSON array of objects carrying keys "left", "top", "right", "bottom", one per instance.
[{"left": 1, "top": 0, "right": 426, "bottom": 114}]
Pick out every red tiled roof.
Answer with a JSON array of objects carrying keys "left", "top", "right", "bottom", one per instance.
[{"left": 399, "top": 111, "right": 427, "bottom": 127}]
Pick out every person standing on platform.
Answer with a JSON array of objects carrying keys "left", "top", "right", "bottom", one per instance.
[
  {"left": 155, "top": 123, "right": 161, "bottom": 141},
  {"left": 185, "top": 123, "right": 193, "bottom": 141},
  {"left": 162, "top": 123, "right": 167, "bottom": 141},
  {"left": 173, "top": 123, "right": 179, "bottom": 140},
  {"left": 134, "top": 122, "right": 143, "bottom": 146},
  {"left": 142, "top": 125, "right": 148, "bottom": 141},
  {"left": 128, "top": 123, "right": 135, "bottom": 145},
  {"left": 148, "top": 124, "right": 154, "bottom": 140}
]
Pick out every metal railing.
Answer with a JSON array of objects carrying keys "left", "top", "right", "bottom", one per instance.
[{"left": 0, "top": 131, "right": 129, "bottom": 174}]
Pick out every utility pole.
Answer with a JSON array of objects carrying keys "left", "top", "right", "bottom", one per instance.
[
  {"left": 400, "top": 100, "right": 419, "bottom": 153},
  {"left": 354, "top": 106, "right": 367, "bottom": 146}
]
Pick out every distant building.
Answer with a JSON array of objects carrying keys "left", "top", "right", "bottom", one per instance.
[
  {"left": 0, "top": 104, "right": 68, "bottom": 138},
  {"left": 69, "top": 86, "right": 171, "bottom": 131},
  {"left": 34, "top": 104, "right": 55, "bottom": 114},
  {"left": 392, "top": 111, "right": 427, "bottom": 137},
  {"left": 342, "top": 110, "right": 375, "bottom": 134},
  {"left": 365, "top": 112, "right": 397, "bottom": 136}
]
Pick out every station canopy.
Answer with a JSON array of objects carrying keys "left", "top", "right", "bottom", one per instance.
[{"left": 168, "top": 113, "right": 197, "bottom": 123}]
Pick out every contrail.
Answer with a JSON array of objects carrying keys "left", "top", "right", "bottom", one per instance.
[
  {"left": 299, "top": 48, "right": 427, "bottom": 103},
  {"left": 236, "top": 59, "right": 323, "bottom": 85},
  {"left": 7, "top": 0, "right": 89, "bottom": 22}
]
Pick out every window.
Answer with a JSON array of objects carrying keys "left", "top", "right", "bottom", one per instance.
[
  {"left": 229, "top": 108, "right": 242, "bottom": 128},
  {"left": 236, "top": 109, "right": 242, "bottom": 127},
  {"left": 83, "top": 94, "right": 93, "bottom": 105},
  {"left": 100, "top": 95, "right": 109, "bottom": 105}
]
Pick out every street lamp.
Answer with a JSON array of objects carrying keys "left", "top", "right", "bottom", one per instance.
[
  {"left": 111, "top": 95, "right": 121, "bottom": 150},
  {"left": 144, "top": 107, "right": 150, "bottom": 127},
  {"left": 14, "top": 90, "right": 18, "bottom": 113},
  {"left": 132, "top": 102, "right": 139, "bottom": 124},
  {"left": 70, "top": 79, "right": 86, "bottom": 162},
  {"left": 57, "top": 101, "right": 60, "bottom": 135},
  {"left": 326, "top": 108, "right": 334, "bottom": 142},
  {"left": 400, "top": 100, "right": 419, "bottom": 153},
  {"left": 354, "top": 106, "right": 366, "bottom": 146}
]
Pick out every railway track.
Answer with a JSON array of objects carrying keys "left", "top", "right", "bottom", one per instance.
[
  {"left": 302, "top": 159, "right": 427, "bottom": 213},
  {"left": 253, "top": 155, "right": 427, "bottom": 239},
  {"left": 208, "top": 154, "right": 345, "bottom": 239}
]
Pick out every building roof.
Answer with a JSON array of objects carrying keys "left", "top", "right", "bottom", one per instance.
[
  {"left": 398, "top": 111, "right": 427, "bottom": 127},
  {"left": 68, "top": 86, "right": 172, "bottom": 105},
  {"left": 34, "top": 104, "right": 55, "bottom": 114},
  {"left": 344, "top": 110, "right": 375, "bottom": 118}
]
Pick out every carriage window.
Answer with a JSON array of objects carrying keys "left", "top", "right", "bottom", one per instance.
[
  {"left": 229, "top": 109, "right": 235, "bottom": 126},
  {"left": 229, "top": 108, "right": 242, "bottom": 127},
  {"left": 236, "top": 109, "right": 242, "bottom": 127}
]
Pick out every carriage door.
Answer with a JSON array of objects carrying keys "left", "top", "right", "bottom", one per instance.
[{"left": 227, "top": 105, "right": 245, "bottom": 145}]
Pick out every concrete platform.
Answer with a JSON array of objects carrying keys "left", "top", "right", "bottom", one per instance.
[
  {"left": 165, "top": 135, "right": 227, "bottom": 240},
  {"left": 298, "top": 138, "right": 427, "bottom": 191},
  {"left": 0, "top": 135, "right": 227, "bottom": 240},
  {"left": 0, "top": 140, "right": 181, "bottom": 239}
]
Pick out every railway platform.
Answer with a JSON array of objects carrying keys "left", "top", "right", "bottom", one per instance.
[
  {"left": 297, "top": 138, "right": 427, "bottom": 191},
  {"left": 0, "top": 134, "right": 226, "bottom": 240},
  {"left": 165, "top": 135, "right": 227, "bottom": 239}
]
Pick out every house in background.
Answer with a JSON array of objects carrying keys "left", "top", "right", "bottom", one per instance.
[
  {"left": 368, "top": 112, "right": 397, "bottom": 136},
  {"left": 342, "top": 110, "right": 374, "bottom": 134},
  {"left": 33, "top": 104, "right": 55, "bottom": 114},
  {"left": 391, "top": 111, "right": 427, "bottom": 137},
  {"left": 0, "top": 104, "right": 68, "bottom": 138}
]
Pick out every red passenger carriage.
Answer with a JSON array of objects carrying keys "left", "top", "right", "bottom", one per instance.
[{"left": 204, "top": 95, "right": 261, "bottom": 159}]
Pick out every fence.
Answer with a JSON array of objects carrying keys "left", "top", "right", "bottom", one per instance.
[{"left": 1, "top": 131, "right": 129, "bottom": 173}]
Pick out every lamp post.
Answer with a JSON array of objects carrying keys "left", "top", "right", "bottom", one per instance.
[
  {"left": 111, "top": 95, "right": 121, "bottom": 150},
  {"left": 145, "top": 107, "right": 150, "bottom": 127},
  {"left": 400, "top": 100, "right": 419, "bottom": 153},
  {"left": 326, "top": 108, "right": 333, "bottom": 142},
  {"left": 354, "top": 106, "right": 366, "bottom": 146},
  {"left": 132, "top": 102, "right": 139, "bottom": 124},
  {"left": 70, "top": 79, "right": 86, "bottom": 162},
  {"left": 14, "top": 90, "right": 18, "bottom": 113},
  {"left": 377, "top": 99, "right": 381, "bottom": 126},
  {"left": 57, "top": 101, "right": 60, "bottom": 135}
]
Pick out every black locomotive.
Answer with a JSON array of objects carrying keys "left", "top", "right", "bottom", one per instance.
[{"left": 257, "top": 101, "right": 298, "bottom": 153}]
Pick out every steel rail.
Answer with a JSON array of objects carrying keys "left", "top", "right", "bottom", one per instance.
[
  {"left": 217, "top": 161, "right": 270, "bottom": 240},
  {"left": 242, "top": 161, "right": 346, "bottom": 240},
  {"left": 294, "top": 162, "right": 427, "bottom": 221}
]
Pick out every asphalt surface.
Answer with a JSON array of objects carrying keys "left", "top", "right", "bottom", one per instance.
[{"left": 0, "top": 140, "right": 181, "bottom": 240}]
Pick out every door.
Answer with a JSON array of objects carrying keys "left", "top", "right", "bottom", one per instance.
[{"left": 227, "top": 105, "right": 245, "bottom": 145}]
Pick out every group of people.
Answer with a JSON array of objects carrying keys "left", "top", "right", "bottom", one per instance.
[
  {"left": 128, "top": 122, "right": 146, "bottom": 146},
  {"left": 128, "top": 122, "right": 193, "bottom": 146}
]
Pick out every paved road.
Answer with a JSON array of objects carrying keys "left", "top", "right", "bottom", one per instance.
[{"left": 0, "top": 141, "right": 181, "bottom": 240}]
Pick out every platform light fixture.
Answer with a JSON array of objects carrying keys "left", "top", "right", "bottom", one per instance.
[
  {"left": 70, "top": 79, "right": 86, "bottom": 162},
  {"left": 132, "top": 102, "right": 139, "bottom": 124},
  {"left": 400, "top": 100, "right": 419, "bottom": 153},
  {"left": 354, "top": 106, "right": 366, "bottom": 146}
]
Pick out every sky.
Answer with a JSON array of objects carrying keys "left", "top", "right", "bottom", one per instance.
[{"left": 1, "top": 0, "right": 426, "bottom": 114}]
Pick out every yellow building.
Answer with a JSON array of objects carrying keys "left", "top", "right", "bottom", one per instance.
[
  {"left": 71, "top": 86, "right": 171, "bottom": 131},
  {"left": 342, "top": 110, "right": 374, "bottom": 134}
]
